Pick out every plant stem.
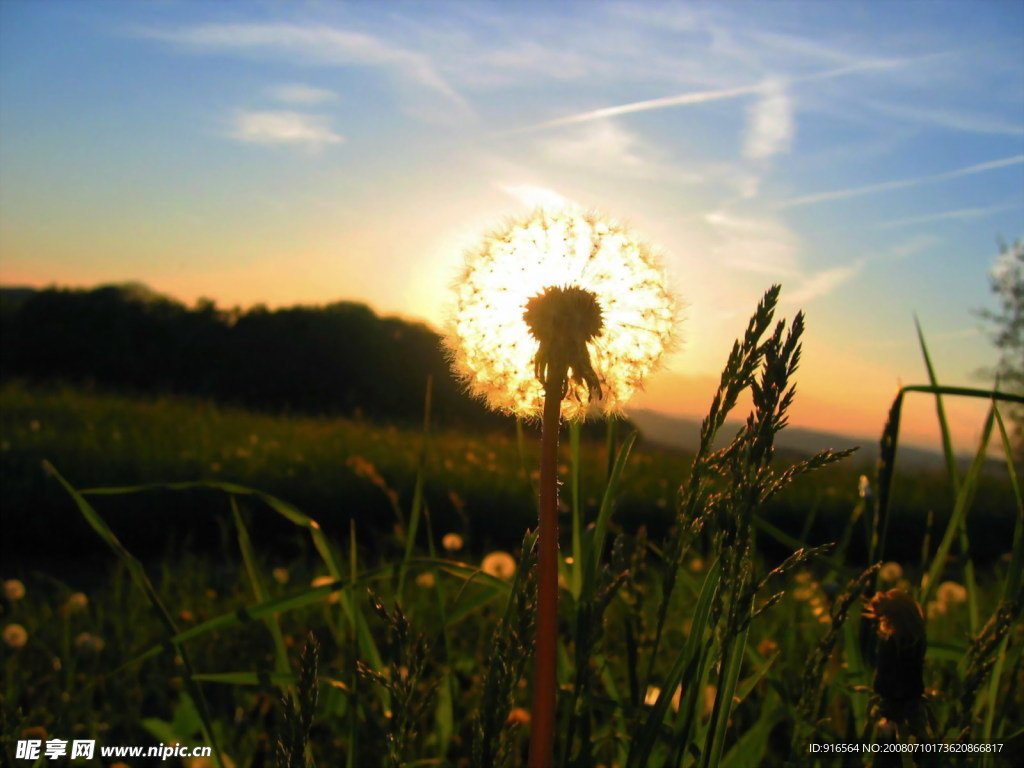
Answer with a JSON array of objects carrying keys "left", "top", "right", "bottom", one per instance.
[{"left": 529, "top": 364, "right": 565, "bottom": 768}]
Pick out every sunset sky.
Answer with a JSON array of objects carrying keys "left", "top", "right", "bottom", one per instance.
[{"left": 1, "top": 1, "right": 1022, "bottom": 451}]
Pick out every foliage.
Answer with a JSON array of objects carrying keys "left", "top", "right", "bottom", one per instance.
[
  {"left": 977, "top": 239, "right": 1024, "bottom": 455},
  {"left": 0, "top": 283, "right": 500, "bottom": 428}
]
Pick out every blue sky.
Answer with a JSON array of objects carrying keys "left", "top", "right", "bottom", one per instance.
[{"left": 1, "top": 0, "right": 1022, "bottom": 445}]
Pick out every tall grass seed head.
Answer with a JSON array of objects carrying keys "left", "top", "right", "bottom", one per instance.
[{"left": 445, "top": 208, "right": 678, "bottom": 419}]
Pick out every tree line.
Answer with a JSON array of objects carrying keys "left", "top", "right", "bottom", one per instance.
[{"left": 0, "top": 283, "right": 507, "bottom": 429}]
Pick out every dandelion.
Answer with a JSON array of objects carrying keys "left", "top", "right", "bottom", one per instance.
[
  {"left": 311, "top": 576, "right": 340, "bottom": 604},
  {"left": 446, "top": 208, "right": 677, "bottom": 767},
  {"left": 507, "top": 707, "right": 531, "bottom": 726},
  {"left": 74, "top": 632, "right": 105, "bottom": 653},
  {"left": 864, "top": 589, "right": 926, "bottom": 712},
  {"left": 858, "top": 475, "right": 871, "bottom": 498},
  {"left": 3, "top": 579, "right": 25, "bottom": 600},
  {"left": 481, "top": 551, "right": 517, "bottom": 581},
  {"left": 644, "top": 684, "right": 682, "bottom": 711},
  {"left": 878, "top": 562, "right": 903, "bottom": 583},
  {"left": 442, "top": 532, "right": 464, "bottom": 552},
  {"left": 3, "top": 623, "right": 28, "bottom": 648},
  {"left": 445, "top": 208, "right": 677, "bottom": 420},
  {"left": 756, "top": 638, "right": 778, "bottom": 657},
  {"left": 936, "top": 580, "right": 967, "bottom": 605},
  {"left": 62, "top": 592, "right": 88, "bottom": 615}
]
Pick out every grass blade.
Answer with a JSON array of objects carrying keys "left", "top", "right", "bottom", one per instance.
[
  {"left": 627, "top": 558, "right": 721, "bottom": 768},
  {"left": 231, "top": 498, "right": 293, "bottom": 691},
  {"left": 399, "top": 375, "right": 432, "bottom": 595},
  {"left": 921, "top": 401, "right": 996, "bottom": 606},
  {"left": 44, "top": 462, "right": 226, "bottom": 768}
]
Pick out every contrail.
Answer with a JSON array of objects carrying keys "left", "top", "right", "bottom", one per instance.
[
  {"left": 778, "top": 154, "right": 1024, "bottom": 209},
  {"left": 526, "top": 56, "right": 915, "bottom": 132}
]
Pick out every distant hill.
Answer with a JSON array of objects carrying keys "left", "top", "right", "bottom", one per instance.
[{"left": 626, "top": 407, "right": 948, "bottom": 469}]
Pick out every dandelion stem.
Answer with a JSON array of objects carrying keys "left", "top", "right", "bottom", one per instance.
[{"left": 529, "top": 361, "right": 566, "bottom": 768}]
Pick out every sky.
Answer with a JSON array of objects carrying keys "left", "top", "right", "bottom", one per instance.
[{"left": 1, "top": 0, "right": 1022, "bottom": 452}]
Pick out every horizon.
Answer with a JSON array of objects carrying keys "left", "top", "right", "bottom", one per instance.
[{"left": 1, "top": 0, "right": 1022, "bottom": 454}]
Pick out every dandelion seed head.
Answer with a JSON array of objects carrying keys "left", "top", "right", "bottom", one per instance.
[
  {"left": 879, "top": 562, "right": 903, "bottom": 583},
  {"left": 63, "top": 592, "right": 88, "bottom": 614},
  {"left": 936, "top": 580, "right": 967, "bottom": 605},
  {"left": 3, "top": 579, "right": 25, "bottom": 601},
  {"left": 481, "top": 550, "right": 517, "bottom": 580},
  {"left": 3, "top": 623, "right": 28, "bottom": 648},
  {"left": 445, "top": 208, "right": 678, "bottom": 419},
  {"left": 442, "top": 532, "right": 464, "bottom": 551},
  {"left": 74, "top": 632, "right": 105, "bottom": 653}
]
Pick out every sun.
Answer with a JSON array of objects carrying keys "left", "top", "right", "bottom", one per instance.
[{"left": 445, "top": 207, "right": 678, "bottom": 419}]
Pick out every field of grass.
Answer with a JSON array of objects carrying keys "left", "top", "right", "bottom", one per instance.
[{"left": 1, "top": 346, "right": 1022, "bottom": 766}]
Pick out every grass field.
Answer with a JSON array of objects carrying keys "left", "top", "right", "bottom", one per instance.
[{"left": 1, "top": 363, "right": 1022, "bottom": 766}]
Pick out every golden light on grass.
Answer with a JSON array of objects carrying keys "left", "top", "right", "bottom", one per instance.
[{"left": 445, "top": 208, "right": 677, "bottom": 419}]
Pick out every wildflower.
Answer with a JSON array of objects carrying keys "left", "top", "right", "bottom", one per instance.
[
  {"left": 311, "top": 576, "right": 340, "bottom": 604},
  {"left": 878, "top": 562, "right": 903, "bottom": 583},
  {"left": 481, "top": 551, "right": 517, "bottom": 581},
  {"left": 703, "top": 685, "right": 717, "bottom": 718},
  {"left": 3, "top": 623, "right": 28, "bottom": 648},
  {"left": 3, "top": 579, "right": 25, "bottom": 600},
  {"left": 858, "top": 475, "right": 871, "bottom": 498},
  {"left": 507, "top": 707, "right": 531, "bottom": 726},
  {"left": 445, "top": 208, "right": 677, "bottom": 420},
  {"left": 62, "top": 592, "right": 88, "bottom": 615},
  {"left": 74, "top": 632, "right": 105, "bottom": 653},
  {"left": 756, "top": 638, "right": 778, "bottom": 657},
  {"left": 864, "top": 589, "right": 926, "bottom": 708},
  {"left": 644, "top": 684, "right": 682, "bottom": 712},
  {"left": 936, "top": 581, "right": 967, "bottom": 605},
  {"left": 442, "top": 532, "right": 464, "bottom": 552}
]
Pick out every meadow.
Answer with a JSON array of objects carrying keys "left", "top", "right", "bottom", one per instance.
[{"left": 1, "top": 295, "right": 1022, "bottom": 766}]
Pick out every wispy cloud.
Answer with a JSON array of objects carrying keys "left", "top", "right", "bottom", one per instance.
[
  {"left": 744, "top": 80, "right": 793, "bottom": 159},
  {"left": 785, "top": 262, "right": 863, "bottom": 304},
  {"left": 499, "top": 184, "right": 572, "bottom": 209},
  {"left": 878, "top": 202, "right": 1020, "bottom": 229},
  {"left": 536, "top": 121, "right": 691, "bottom": 180},
  {"left": 778, "top": 154, "right": 1024, "bottom": 209},
  {"left": 145, "top": 23, "right": 471, "bottom": 116},
  {"left": 228, "top": 110, "right": 343, "bottom": 149},
  {"left": 268, "top": 84, "right": 337, "bottom": 105},
  {"left": 704, "top": 210, "right": 801, "bottom": 275},
  {"left": 861, "top": 99, "right": 1024, "bottom": 136}
]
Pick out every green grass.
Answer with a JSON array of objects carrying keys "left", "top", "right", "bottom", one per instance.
[
  {"left": 0, "top": 381, "right": 1016, "bottom": 568},
  {"left": 1, "top": 290, "right": 1022, "bottom": 766}
]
